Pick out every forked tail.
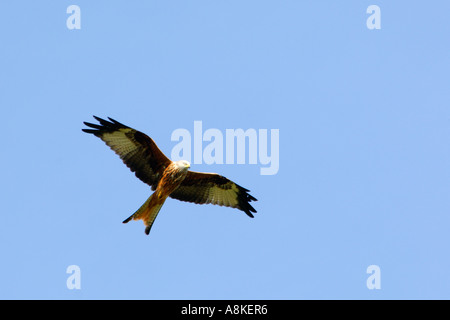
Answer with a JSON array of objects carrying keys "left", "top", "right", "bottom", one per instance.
[{"left": 122, "top": 193, "right": 166, "bottom": 235}]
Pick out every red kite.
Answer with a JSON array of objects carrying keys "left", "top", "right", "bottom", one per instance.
[{"left": 83, "top": 116, "right": 257, "bottom": 235}]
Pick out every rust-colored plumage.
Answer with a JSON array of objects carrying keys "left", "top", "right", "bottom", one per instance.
[{"left": 82, "top": 116, "right": 257, "bottom": 235}]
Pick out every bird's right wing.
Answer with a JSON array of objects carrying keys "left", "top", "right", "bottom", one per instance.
[{"left": 82, "top": 116, "right": 172, "bottom": 189}]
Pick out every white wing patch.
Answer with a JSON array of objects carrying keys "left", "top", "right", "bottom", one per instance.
[
  {"left": 101, "top": 129, "right": 138, "bottom": 157},
  {"left": 207, "top": 184, "right": 239, "bottom": 208}
]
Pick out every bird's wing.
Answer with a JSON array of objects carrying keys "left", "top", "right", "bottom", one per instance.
[
  {"left": 82, "top": 116, "right": 171, "bottom": 189},
  {"left": 169, "top": 171, "right": 257, "bottom": 217}
]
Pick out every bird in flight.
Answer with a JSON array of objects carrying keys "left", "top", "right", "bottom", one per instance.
[{"left": 82, "top": 116, "right": 257, "bottom": 235}]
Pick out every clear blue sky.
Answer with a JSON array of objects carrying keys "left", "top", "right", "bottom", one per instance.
[{"left": 1, "top": 1, "right": 449, "bottom": 299}]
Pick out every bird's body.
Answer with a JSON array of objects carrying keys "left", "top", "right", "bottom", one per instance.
[
  {"left": 123, "top": 160, "right": 191, "bottom": 234},
  {"left": 82, "top": 116, "right": 257, "bottom": 235}
]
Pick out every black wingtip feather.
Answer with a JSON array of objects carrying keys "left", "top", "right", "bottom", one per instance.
[
  {"left": 236, "top": 185, "right": 257, "bottom": 218},
  {"left": 107, "top": 117, "right": 126, "bottom": 126},
  {"left": 82, "top": 129, "right": 99, "bottom": 134},
  {"left": 83, "top": 122, "right": 103, "bottom": 130},
  {"left": 82, "top": 116, "right": 130, "bottom": 135}
]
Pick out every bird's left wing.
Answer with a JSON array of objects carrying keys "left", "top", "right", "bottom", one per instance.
[
  {"left": 82, "top": 116, "right": 171, "bottom": 189},
  {"left": 169, "top": 171, "right": 257, "bottom": 217}
]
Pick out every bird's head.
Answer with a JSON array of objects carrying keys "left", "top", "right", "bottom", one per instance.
[{"left": 174, "top": 160, "right": 191, "bottom": 172}]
